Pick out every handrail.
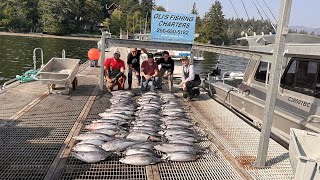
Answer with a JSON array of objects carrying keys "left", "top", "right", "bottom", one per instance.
[
  {"left": 307, "top": 115, "right": 320, "bottom": 123},
  {"left": 222, "top": 72, "right": 229, "bottom": 84},
  {"left": 62, "top": 49, "right": 66, "bottom": 58},
  {"left": 33, "top": 48, "right": 44, "bottom": 69}
]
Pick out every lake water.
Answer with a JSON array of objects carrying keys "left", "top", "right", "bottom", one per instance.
[{"left": 0, "top": 35, "right": 247, "bottom": 85}]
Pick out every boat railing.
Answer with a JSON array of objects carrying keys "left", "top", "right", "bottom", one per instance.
[
  {"left": 307, "top": 115, "right": 320, "bottom": 123},
  {"left": 33, "top": 48, "right": 44, "bottom": 69},
  {"left": 62, "top": 49, "right": 66, "bottom": 58}
]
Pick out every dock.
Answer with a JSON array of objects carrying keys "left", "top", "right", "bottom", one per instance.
[{"left": 0, "top": 48, "right": 293, "bottom": 179}]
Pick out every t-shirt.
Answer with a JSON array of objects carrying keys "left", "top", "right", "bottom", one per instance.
[
  {"left": 156, "top": 57, "right": 174, "bottom": 73},
  {"left": 141, "top": 61, "right": 158, "bottom": 76},
  {"left": 127, "top": 50, "right": 142, "bottom": 69},
  {"left": 104, "top": 58, "right": 125, "bottom": 70}
]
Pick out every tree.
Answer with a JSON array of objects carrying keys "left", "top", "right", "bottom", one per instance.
[
  {"left": 202, "top": 1, "right": 226, "bottom": 45},
  {"left": 109, "top": 9, "right": 126, "bottom": 36},
  {"left": 38, "top": 0, "right": 81, "bottom": 34},
  {"left": 0, "top": 0, "right": 34, "bottom": 32},
  {"left": 82, "top": 0, "right": 104, "bottom": 32},
  {"left": 155, "top": 6, "right": 166, "bottom": 12},
  {"left": 191, "top": 2, "right": 202, "bottom": 35},
  {"left": 191, "top": 2, "right": 198, "bottom": 15}
]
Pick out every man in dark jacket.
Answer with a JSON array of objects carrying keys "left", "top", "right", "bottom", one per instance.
[
  {"left": 156, "top": 51, "right": 174, "bottom": 91},
  {"left": 127, "top": 47, "right": 147, "bottom": 89}
]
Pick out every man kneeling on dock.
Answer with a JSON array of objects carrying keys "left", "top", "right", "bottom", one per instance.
[
  {"left": 156, "top": 51, "right": 174, "bottom": 91},
  {"left": 104, "top": 50, "right": 126, "bottom": 92},
  {"left": 179, "top": 56, "right": 201, "bottom": 100},
  {"left": 141, "top": 53, "right": 159, "bottom": 92}
]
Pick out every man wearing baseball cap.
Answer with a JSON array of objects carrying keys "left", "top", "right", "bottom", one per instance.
[
  {"left": 104, "top": 50, "right": 126, "bottom": 92},
  {"left": 179, "top": 56, "right": 201, "bottom": 100},
  {"left": 140, "top": 53, "right": 159, "bottom": 92}
]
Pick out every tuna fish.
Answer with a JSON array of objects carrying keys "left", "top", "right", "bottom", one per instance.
[
  {"left": 154, "top": 143, "right": 202, "bottom": 154},
  {"left": 72, "top": 144, "right": 106, "bottom": 152},
  {"left": 126, "top": 132, "right": 161, "bottom": 142},
  {"left": 71, "top": 151, "right": 111, "bottom": 163},
  {"left": 124, "top": 147, "right": 159, "bottom": 157},
  {"left": 162, "top": 152, "right": 198, "bottom": 162},
  {"left": 77, "top": 140, "right": 105, "bottom": 146},
  {"left": 119, "top": 154, "right": 161, "bottom": 166},
  {"left": 73, "top": 132, "right": 114, "bottom": 141},
  {"left": 101, "top": 139, "right": 139, "bottom": 152}
]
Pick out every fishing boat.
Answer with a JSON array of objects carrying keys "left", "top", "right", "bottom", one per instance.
[{"left": 204, "top": 33, "right": 320, "bottom": 144}]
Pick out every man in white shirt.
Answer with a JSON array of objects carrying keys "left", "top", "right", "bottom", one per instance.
[{"left": 179, "top": 56, "right": 201, "bottom": 100}]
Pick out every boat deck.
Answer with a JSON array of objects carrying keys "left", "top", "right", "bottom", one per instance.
[{"left": 0, "top": 49, "right": 293, "bottom": 179}]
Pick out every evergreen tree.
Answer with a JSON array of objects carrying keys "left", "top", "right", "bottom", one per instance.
[
  {"left": 155, "top": 6, "right": 166, "bottom": 12},
  {"left": 191, "top": 2, "right": 202, "bottom": 36},
  {"left": 202, "top": 1, "right": 226, "bottom": 45}
]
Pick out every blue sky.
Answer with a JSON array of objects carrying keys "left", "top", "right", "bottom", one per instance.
[{"left": 155, "top": 0, "right": 320, "bottom": 28}]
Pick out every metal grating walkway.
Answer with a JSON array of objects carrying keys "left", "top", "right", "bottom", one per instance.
[
  {"left": 0, "top": 63, "right": 100, "bottom": 179},
  {"left": 0, "top": 81, "right": 47, "bottom": 119},
  {"left": 188, "top": 92, "right": 293, "bottom": 179},
  {"left": 59, "top": 92, "right": 149, "bottom": 180},
  {"left": 59, "top": 92, "right": 242, "bottom": 180}
]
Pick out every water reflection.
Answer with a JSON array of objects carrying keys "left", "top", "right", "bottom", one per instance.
[
  {"left": 0, "top": 35, "right": 248, "bottom": 85},
  {"left": 0, "top": 35, "right": 97, "bottom": 85}
]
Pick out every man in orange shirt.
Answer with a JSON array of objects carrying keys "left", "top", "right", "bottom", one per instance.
[
  {"left": 104, "top": 50, "right": 126, "bottom": 92},
  {"left": 141, "top": 53, "right": 159, "bottom": 92}
]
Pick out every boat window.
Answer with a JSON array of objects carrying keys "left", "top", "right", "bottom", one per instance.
[
  {"left": 254, "top": 61, "right": 270, "bottom": 83},
  {"left": 281, "top": 58, "right": 319, "bottom": 97}
]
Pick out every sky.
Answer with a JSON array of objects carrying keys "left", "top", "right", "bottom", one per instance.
[{"left": 154, "top": 0, "right": 320, "bottom": 28}]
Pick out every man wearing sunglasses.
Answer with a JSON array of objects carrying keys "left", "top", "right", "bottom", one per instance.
[
  {"left": 104, "top": 50, "right": 126, "bottom": 92},
  {"left": 127, "top": 47, "right": 147, "bottom": 89}
]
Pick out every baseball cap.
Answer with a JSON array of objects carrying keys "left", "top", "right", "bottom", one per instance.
[
  {"left": 113, "top": 50, "right": 120, "bottom": 55},
  {"left": 147, "top": 53, "right": 154, "bottom": 58},
  {"left": 180, "top": 56, "right": 188, "bottom": 60}
]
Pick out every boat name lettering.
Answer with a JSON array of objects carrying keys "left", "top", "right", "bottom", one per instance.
[{"left": 288, "top": 97, "right": 311, "bottom": 107}]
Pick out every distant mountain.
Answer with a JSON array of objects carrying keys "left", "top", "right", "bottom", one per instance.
[{"left": 289, "top": 26, "right": 320, "bottom": 35}]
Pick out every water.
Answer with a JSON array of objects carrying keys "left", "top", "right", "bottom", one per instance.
[
  {"left": 0, "top": 35, "right": 97, "bottom": 85},
  {"left": 0, "top": 34, "right": 248, "bottom": 85}
]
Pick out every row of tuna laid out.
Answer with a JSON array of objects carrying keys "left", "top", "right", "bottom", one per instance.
[{"left": 71, "top": 91, "right": 206, "bottom": 165}]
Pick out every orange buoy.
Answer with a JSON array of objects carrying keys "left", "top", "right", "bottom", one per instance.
[{"left": 88, "top": 48, "right": 100, "bottom": 60}]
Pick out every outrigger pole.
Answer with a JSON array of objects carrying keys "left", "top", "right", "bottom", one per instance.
[
  {"left": 255, "top": 0, "right": 292, "bottom": 167},
  {"left": 99, "top": 32, "right": 107, "bottom": 91}
]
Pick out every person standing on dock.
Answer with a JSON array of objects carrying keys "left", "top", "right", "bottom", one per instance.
[
  {"left": 179, "top": 56, "right": 201, "bottom": 100},
  {"left": 104, "top": 50, "right": 126, "bottom": 92},
  {"left": 156, "top": 51, "right": 174, "bottom": 92},
  {"left": 141, "top": 53, "right": 159, "bottom": 92},
  {"left": 127, "top": 47, "right": 147, "bottom": 89}
]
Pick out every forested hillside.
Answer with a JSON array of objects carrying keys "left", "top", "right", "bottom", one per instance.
[{"left": 0, "top": 0, "right": 278, "bottom": 45}]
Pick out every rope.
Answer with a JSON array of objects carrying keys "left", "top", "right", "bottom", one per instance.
[
  {"left": 252, "top": 0, "right": 264, "bottom": 20},
  {"left": 261, "top": 0, "right": 277, "bottom": 23},
  {"left": 229, "top": 0, "right": 243, "bottom": 28},
  {"left": 240, "top": 0, "right": 254, "bottom": 31},
  {"left": 229, "top": 0, "right": 240, "bottom": 19},
  {"left": 255, "top": 0, "right": 277, "bottom": 31}
]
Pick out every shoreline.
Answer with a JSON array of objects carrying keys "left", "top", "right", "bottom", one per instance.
[{"left": 0, "top": 32, "right": 100, "bottom": 41}]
